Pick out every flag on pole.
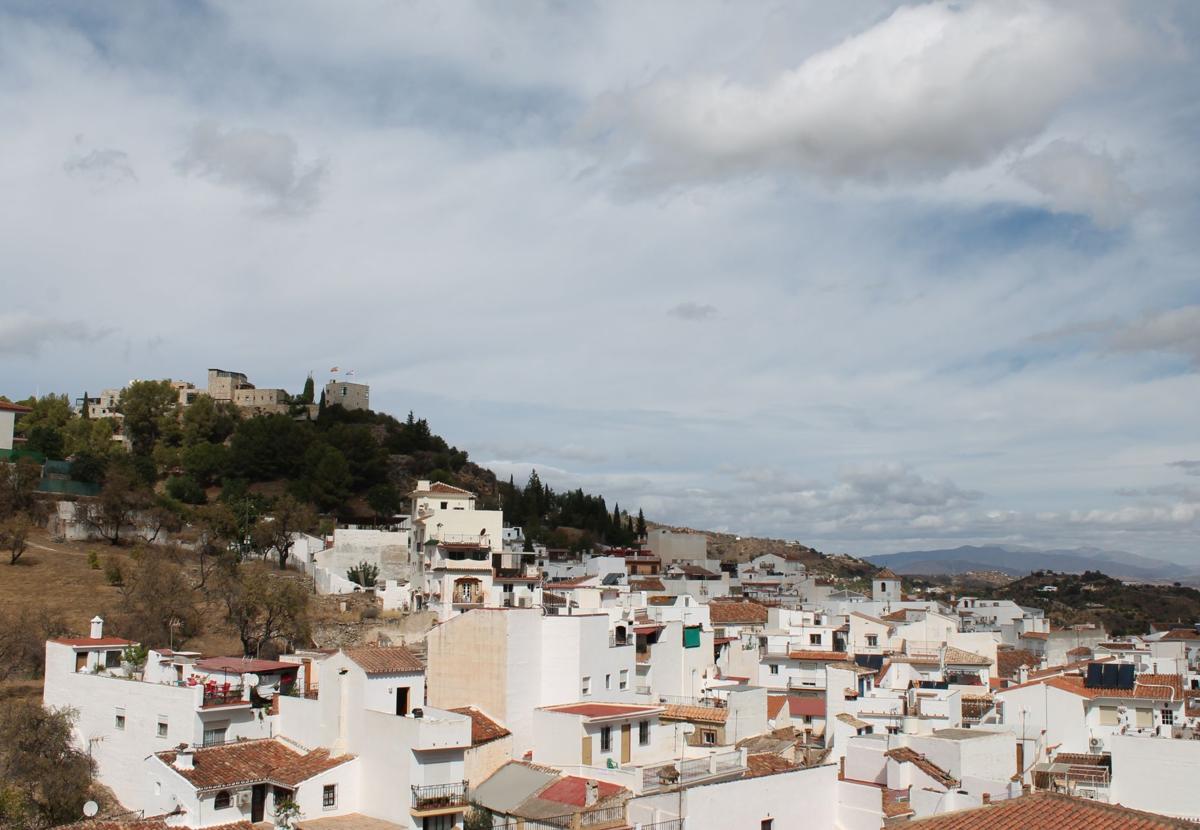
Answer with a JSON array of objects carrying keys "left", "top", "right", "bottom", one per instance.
[
  {"left": 329, "top": 366, "right": 340, "bottom": 373},
  {"left": 346, "top": 369, "right": 356, "bottom": 377}
]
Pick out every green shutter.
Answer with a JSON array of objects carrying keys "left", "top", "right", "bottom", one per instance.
[{"left": 683, "top": 627, "right": 701, "bottom": 649}]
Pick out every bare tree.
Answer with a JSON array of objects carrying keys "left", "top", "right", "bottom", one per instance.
[{"left": 0, "top": 514, "right": 31, "bottom": 565}]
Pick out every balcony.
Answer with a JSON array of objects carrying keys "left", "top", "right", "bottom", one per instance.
[
  {"left": 411, "top": 781, "right": 469, "bottom": 816},
  {"left": 641, "top": 750, "right": 745, "bottom": 793}
]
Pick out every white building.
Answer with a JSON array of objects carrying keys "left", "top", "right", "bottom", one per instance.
[{"left": 0, "top": 399, "right": 32, "bottom": 451}]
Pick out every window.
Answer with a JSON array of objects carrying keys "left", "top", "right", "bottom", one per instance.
[
  {"left": 1162, "top": 708, "right": 1176, "bottom": 725},
  {"left": 702, "top": 730, "right": 717, "bottom": 745},
  {"left": 639, "top": 720, "right": 650, "bottom": 746},
  {"left": 605, "top": 673, "right": 611, "bottom": 690},
  {"left": 809, "top": 633, "right": 821, "bottom": 645},
  {"left": 157, "top": 720, "right": 168, "bottom": 738},
  {"left": 114, "top": 711, "right": 125, "bottom": 730},
  {"left": 105, "top": 650, "right": 121, "bottom": 669},
  {"left": 203, "top": 727, "right": 227, "bottom": 747},
  {"left": 323, "top": 784, "right": 337, "bottom": 809},
  {"left": 769, "top": 664, "right": 779, "bottom": 675},
  {"left": 214, "top": 791, "right": 231, "bottom": 810},
  {"left": 620, "top": 670, "right": 629, "bottom": 691},
  {"left": 423, "top": 817, "right": 454, "bottom": 830},
  {"left": 440, "top": 501, "right": 448, "bottom": 510},
  {"left": 600, "top": 726, "right": 612, "bottom": 752},
  {"left": 582, "top": 676, "right": 591, "bottom": 696},
  {"left": 866, "top": 634, "right": 878, "bottom": 648}
]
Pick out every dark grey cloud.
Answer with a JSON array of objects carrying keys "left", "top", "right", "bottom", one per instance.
[
  {"left": 1169, "top": 460, "right": 1200, "bottom": 477},
  {"left": 1110, "top": 305, "right": 1200, "bottom": 366},
  {"left": 667, "top": 302, "right": 717, "bottom": 321},
  {"left": 0, "top": 312, "right": 111, "bottom": 356},
  {"left": 176, "top": 121, "right": 326, "bottom": 214}
]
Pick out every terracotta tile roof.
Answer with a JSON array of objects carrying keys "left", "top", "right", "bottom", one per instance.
[
  {"left": 449, "top": 707, "right": 511, "bottom": 746},
  {"left": 629, "top": 578, "right": 665, "bottom": 591},
  {"left": 54, "top": 819, "right": 172, "bottom": 830},
  {"left": 0, "top": 400, "right": 33, "bottom": 413},
  {"left": 1019, "top": 631, "right": 1049, "bottom": 640},
  {"left": 543, "top": 702, "right": 662, "bottom": 720},
  {"left": 545, "top": 576, "right": 596, "bottom": 588},
  {"left": 156, "top": 739, "right": 352, "bottom": 792},
  {"left": 425, "top": 482, "right": 475, "bottom": 496},
  {"left": 874, "top": 568, "right": 901, "bottom": 580},
  {"left": 894, "top": 646, "right": 991, "bottom": 666},
  {"left": 1000, "top": 672, "right": 1184, "bottom": 701},
  {"left": 661, "top": 703, "right": 728, "bottom": 724},
  {"left": 1066, "top": 646, "right": 1093, "bottom": 657},
  {"left": 673, "top": 564, "right": 719, "bottom": 578},
  {"left": 788, "top": 697, "right": 826, "bottom": 718},
  {"left": 52, "top": 636, "right": 134, "bottom": 647},
  {"left": 836, "top": 712, "right": 869, "bottom": 729},
  {"left": 880, "top": 609, "right": 911, "bottom": 622},
  {"left": 344, "top": 645, "right": 423, "bottom": 674},
  {"left": 903, "top": 790, "right": 1194, "bottom": 828},
  {"left": 996, "top": 648, "right": 1040, "bottom": 679},
  {"left": 1026, "top": 656, "right": 1113, "bottom": 682},
  {"left": 744, "top": 753, "right": 795, "bottom": 778},
  {"left": 647, "top": 595, "right": 676, "bottom": 605},
  {"left": 194, "top": 657, "right": 297, "bottom": 674},
  {"left": 708, "top": 600, "right": 768, "bottom": 625},
  {"left": 1160, "top": 628, "right": 1200, "bottom": 641},
  {"left": 767, "top": 695, "right": 787, "bottom": 719},
  {"left": 883, "top": 788, "right": 915, "bottom": 819},
  {"left": 786, "top": 650, "right": 849, "bottom": 661},
  {"left": 885, "top": 747, "right": 958, "bottom": 789},
  {"left": 536, "top": 776, "right": 624, "bottom": 807}
]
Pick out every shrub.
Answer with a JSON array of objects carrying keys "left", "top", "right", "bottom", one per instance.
[
  {"left": 103, "top": 557, "right": 124, "bottom": 586},
  {"left": 360, "top": 606, "right": 380, "bottom": 621},
  {"left": 347, "top": 561, "right": 380, "bottom": 588},
  {"left": 165, "top": 475, "right": 206, "bottom": 505},
  {"left": 87, "top": 550, "right": 100, "bottom": 570}
]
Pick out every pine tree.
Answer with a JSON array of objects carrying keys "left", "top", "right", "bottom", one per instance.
[
  {"left": 317, "top": 390, "right": 326, "bottom": 417},
  {"left": 636, "top": 508, "right": 647, "bottom": 538},
  {"left": 611, "top": 502, "right": 621, "bottom": 530}
]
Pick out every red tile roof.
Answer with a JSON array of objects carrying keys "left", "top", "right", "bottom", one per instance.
[
  {"left": 661, "top": 704, "right": 727, "bottom": 724},
  {"left": 53, "top": 636, "right": 133, "bottom": 648},
  {"left": 194, "top": 657, "right": 296, "bottom": 674},
  {"left": 629, "top": 578, "right": 665, "bottom": 591},
  {"left": 708, "top": 600, "right": 768, "bottom": 625},
  {"left": 0, "top": 400, "right": 33, "bottom": 413},
  {"left": 156, "top": 739, "right": 352, "bottom": 792},
  {"left": 786, "top": 650, "right": 849, "bottom": 661},
  {"left": 536, "top": 776, "right": 624, "bottom": 807},
  {"left": 995, "top": 648, "right": 1040, "bottom": 679},
  {"left": 55, "top": 820, "right": 172, "bottom": 830},
  {"left": 788, "top": 697, "right": 826, "bottom": 718},
  {"left": 426, "top": 482, "right": 475, "bottom": 496},
  {"left": 450, "top": 707, "right": 511, "bottom": 746},
  {"left": 903, "top": 791, "right": 1193, "bottom": 828},
  {"left": 744, "top": 753, "right": 795, "bottom": 778},
  {"left": 767, "top": 695, "right": 787, "bottom": 720},
  {"left": 874, "top": 568, "right": 900, "bottom": 580},
  {"left": 1160, "top": 628, "right": 1200, "bottom": 641},
  {"left": 344, "top": 645, "right": 423, "bottom": 674},
  {"left": 543, "top": 702, "right": 662, "bottom": 720},
  {"left": 1000, "top": 672, "right": 1183, "bottom": 701},
  {"left": 1020, "top": 631, "right": 1049, "bottom": 640}
]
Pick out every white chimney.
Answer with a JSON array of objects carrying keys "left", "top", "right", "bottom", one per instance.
[
  {"left": 417, "top": 480, "right": 431, "bottom": 492},
  {"left": 1018, "top": 665, "right": 1030, "bottom": 685},
  {"left": 584, "top": 780, "right": 598, "bottom": 807},
  {"left": 90, "top": 616, "right": 104, "bottom": 640},
  {"left": 174, "top": 747, "right": 195, "bottom": 770}
]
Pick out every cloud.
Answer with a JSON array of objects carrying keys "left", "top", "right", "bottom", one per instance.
[
  {"left": 1110, "top": 305, "right": 1200, "bottom": 366},
  {"left": 667, "top": 301, "right": 717, "bottom": 321},
  {"left": 176, "top": 121, "right": 326, "bottom": 214},
  {"left": 63, "top": 147, "right": 137, "bottom": 186},
  {"left": 581, "top": 2, "right": 1141, "bottom": 185},
  {"left": 0, "top": 312, "right": 111, "bottom": 357},
  {"left": 1169, "top": 460, "right": 1200, "bottom": 477},
  {"left": 1010, "top": 139, "right": 1139, "bottom": 227}
]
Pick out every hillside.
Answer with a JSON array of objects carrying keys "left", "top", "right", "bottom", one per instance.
[
  {"left": 977, "top": 570, "right": 1200, "bottom": 636},
  {"left": 866, "top": 544, "right": 1191, "bottom": 583}
]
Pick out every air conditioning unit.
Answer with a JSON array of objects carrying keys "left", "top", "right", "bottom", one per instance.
[
  {"left": 1089, "top": 737, "right": 1103, "bottom": 749},
  {"left": 235, "top": 791, "right": 252, "bottom": 809},
  {"left": 518, "top": 598, "right": 530, "bottom": 608}
]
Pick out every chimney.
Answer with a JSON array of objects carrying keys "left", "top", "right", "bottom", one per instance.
[
  {"left": 302, "top": 658, "right": 312, "bottom": 696},
  {"left": 90, "top": 616, "right": 104, "bottom": 640},
  {"left": 982, "top": 793, "right": 991, "bottom": 805},
  {"left": 174, "top": 746, "right": 195, "bottom": 771},
  {"left": 584, "top": 780, "right": 598, "bottom": 807},
  {"left": 1018, "top": 665, "right": 1030, "bottom": 685},
  {"left": 1022, "top": 783, "right": 1031, "bottom": 795}
]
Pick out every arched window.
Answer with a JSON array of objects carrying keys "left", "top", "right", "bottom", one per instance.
[{"left": 214, "top": 791, "right": 231, "bottom": 810}]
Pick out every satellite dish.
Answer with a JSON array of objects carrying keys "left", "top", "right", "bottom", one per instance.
[
  {"left": 83, "top": 801, "right": 99, "bottom": 818},
  {"left": 245, "top": 674, "right": 260, "bottom": 687}
]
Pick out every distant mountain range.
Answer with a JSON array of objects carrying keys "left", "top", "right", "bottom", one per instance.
[{"left": 865, "top": 545, "right": 1193, "bottom": 582}]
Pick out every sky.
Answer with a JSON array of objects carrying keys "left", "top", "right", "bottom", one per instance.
[{"left": 2, "top": 1, "right": 1199, "bottom": 563}]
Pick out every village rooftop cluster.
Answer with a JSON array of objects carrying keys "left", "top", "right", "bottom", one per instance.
[{"left": 37, "top": 475, "right": 1200, "bottom": 830}]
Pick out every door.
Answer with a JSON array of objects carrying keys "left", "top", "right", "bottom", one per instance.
[
  {"left": 396, "top": 686, "right": 410, "bottom": 716},
  {"left": 1016, "top": 742, "right": 1024, "bottom": 778},
  {"left": 621, "top": 723, "right": 632, "bottom": 764},
  {"left": 75, "top": 652, "right": 87, "bottom": 672},
  {"left": 251, "top": 784, "right": 266, "bottom": 823},
  {"left": 581, "top": 735, "right": 592, "bottom": 765}
]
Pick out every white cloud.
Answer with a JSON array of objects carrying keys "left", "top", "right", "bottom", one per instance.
[
  {"left": 176, "top": 121, "right": 326, "bottom": 214},
  {"left": 581, "top": 1, "right": 1141, "bottom": 184},
  {"left": 1011, "top": 139, "right": 1139, "bottom": 227},
  {"left": 63, "top": 147, "right": 137, "bottom": 186}
]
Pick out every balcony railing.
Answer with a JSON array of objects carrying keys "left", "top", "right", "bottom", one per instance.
[
  {"left": 654, "top": 694, "right": 727, "bottom": 709},
  {"left": 411, "top": 781, "right": 468, "bottom": 813}
]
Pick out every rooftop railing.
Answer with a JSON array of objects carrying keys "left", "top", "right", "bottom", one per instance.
[{"left": 411, "top": 781, "right": 469, "bottom": 812}]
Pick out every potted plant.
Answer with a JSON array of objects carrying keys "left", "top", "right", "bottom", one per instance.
[{"left": 274, "top": 799, "right": 301, "bottom": 829}]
